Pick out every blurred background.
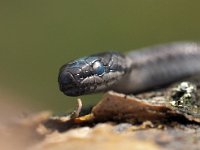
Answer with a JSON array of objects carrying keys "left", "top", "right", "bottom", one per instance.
[{"left": 1, "top": 0, "right": 200, "bottom": 113}]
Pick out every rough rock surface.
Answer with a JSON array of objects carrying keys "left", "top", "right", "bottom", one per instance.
[{"left": 1, "top": 78, "right": 200, "bottom": 150}]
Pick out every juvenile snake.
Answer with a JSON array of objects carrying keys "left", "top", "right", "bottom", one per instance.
[{"left": 58, "top": 42, "right": 200, "bottom": 96}]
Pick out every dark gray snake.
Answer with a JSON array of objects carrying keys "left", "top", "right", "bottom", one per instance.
[{"left": 58, "top": 42, "right": 200, "bottom": 96}]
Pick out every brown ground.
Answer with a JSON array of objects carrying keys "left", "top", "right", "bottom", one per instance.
[{"left": 0, "top": 79, "right": 200, "bottom": 150}]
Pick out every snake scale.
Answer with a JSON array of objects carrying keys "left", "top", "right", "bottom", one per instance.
[{"left": 58, "top": 42, "right": 200, "bottom": 96}]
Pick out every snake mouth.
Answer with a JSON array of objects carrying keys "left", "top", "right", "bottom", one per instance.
[
  {"left": 58, "top": 71, "right": 86, "bottom": 96},
  {"left": 58, "top": 72, "right": 77, "bottom": 95}
]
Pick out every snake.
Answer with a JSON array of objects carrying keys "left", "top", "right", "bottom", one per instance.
[{"left": 58, "top": 42, "right": 200, "bottom": 96}]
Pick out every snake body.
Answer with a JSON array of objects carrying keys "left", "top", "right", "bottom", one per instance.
[{"left": 58, "top": 42, "right": 200, "bottom": 96}]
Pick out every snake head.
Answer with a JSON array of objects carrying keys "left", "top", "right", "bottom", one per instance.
[{"left": 58, "top": 52, "right": 128, "bottom": 96}]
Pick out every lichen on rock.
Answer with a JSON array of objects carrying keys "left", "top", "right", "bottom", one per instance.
[{"left": 168, "top": 81, "right": 200, "bottom": 117}]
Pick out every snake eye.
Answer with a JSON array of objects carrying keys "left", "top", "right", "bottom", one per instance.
[{"left": 93, "top": 61, "right": 105, "bottom": 76}]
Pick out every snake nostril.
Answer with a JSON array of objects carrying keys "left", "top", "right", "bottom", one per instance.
[{"left": 58, "top": 72, "right": 76, "bottom": 92}]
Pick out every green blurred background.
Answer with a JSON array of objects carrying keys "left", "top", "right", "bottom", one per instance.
[{"left": 1, "top": 0, "right": 200, "bottom": 113}]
